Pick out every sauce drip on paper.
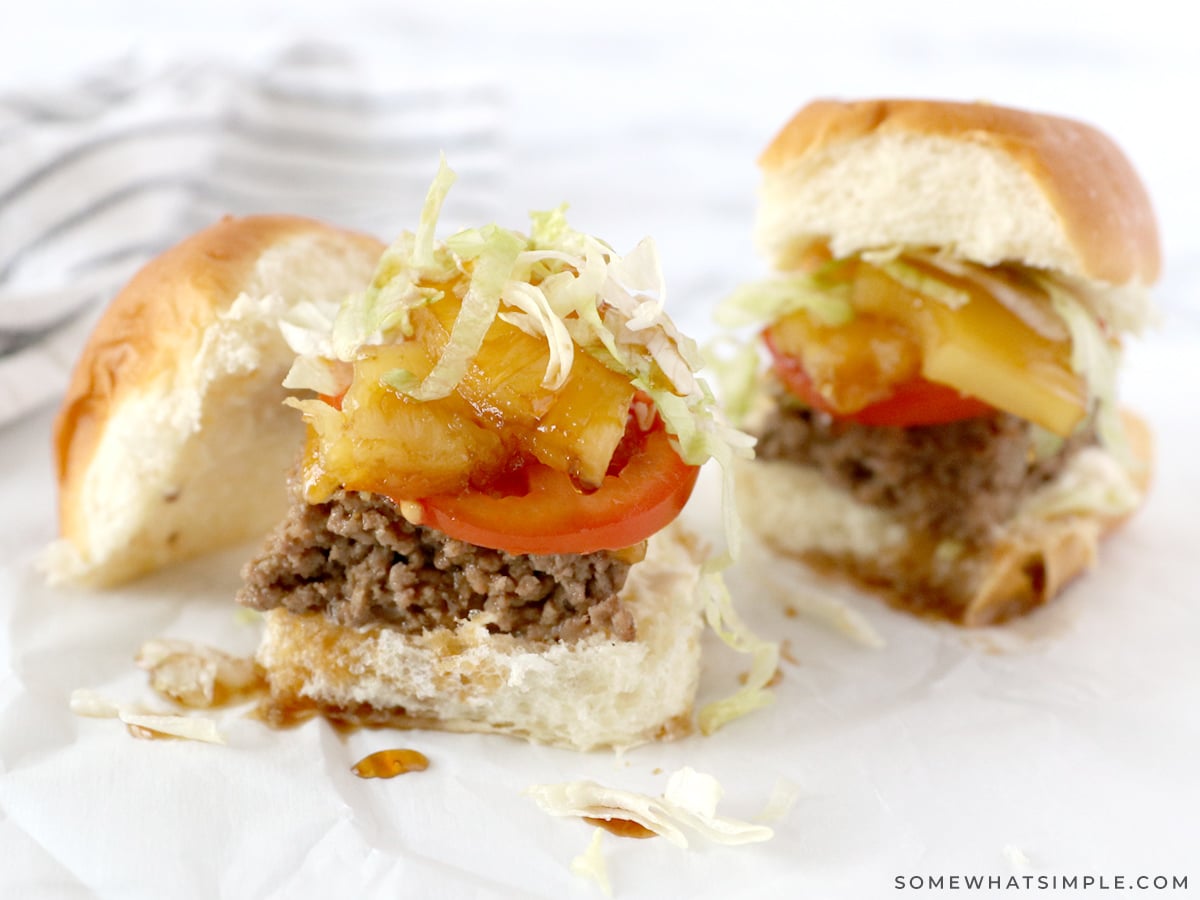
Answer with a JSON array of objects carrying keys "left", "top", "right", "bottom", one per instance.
[
  {"left": 352, "top": 748, "right": 430, "bottom": 779},
  {"left": 583, "top": 817, "right": 657, "bottom": 839}
]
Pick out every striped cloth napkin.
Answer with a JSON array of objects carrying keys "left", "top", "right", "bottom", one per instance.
[{"left": 0, "top": 43, "right": 505, "bottom": 427}]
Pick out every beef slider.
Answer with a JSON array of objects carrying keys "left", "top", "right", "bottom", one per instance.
[{"left": 731, "top": 98, "right": 1158, "bottom": 626}]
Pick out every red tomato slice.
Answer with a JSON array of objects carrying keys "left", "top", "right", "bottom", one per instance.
[
  {"left": 418, "top": 420, "right": 700, "bottom": 555},
  {"left": 767, "top": 336, "right": 993, "bottom": 427}
]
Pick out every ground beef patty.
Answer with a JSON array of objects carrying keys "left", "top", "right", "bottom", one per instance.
[
  {"left": 755, "top": 397, "right": 1094, "bottom": 545},
  {"left": 238, "top": 488, "right": 636, "bottom": 643}
]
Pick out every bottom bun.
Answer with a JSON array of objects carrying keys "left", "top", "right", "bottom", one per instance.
[
  {"left": 737, "top": 413, "right": 1153, "bottom": 627},
  {"left": 254, "top": 524, "right": 704, "bottom": 751}
]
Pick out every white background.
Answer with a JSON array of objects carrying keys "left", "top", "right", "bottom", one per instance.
[
  {"left": 2, "top": 3, "right": 1198, "bottom": 898},
  {"left": 4, "top": 1, "right": 1198, "bottom": 326}
]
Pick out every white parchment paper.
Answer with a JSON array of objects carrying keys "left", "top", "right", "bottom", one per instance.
[
  {"left": 3, "top": 5, "right": 1199, "bottom": 895},
  {"left": 1, "top": 333, "right": 1197, "bottom": 899}
]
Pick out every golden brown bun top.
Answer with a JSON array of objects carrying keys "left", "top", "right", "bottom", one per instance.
[
  {"left": 53, "top": 214, "right": 385, "bottom": 514},
  {"left": 758, "top": 98, "right": 1161, "bottom": 286}
]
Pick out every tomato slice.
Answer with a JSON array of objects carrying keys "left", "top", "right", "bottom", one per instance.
[
  {"left": 766, "top": 332, "right": 993, "bottom": 427},
  {"left": 417, "top": 419, "right": 699, "bottom": 556}
]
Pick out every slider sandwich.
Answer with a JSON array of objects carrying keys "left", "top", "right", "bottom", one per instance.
[
  {"left": 721, "top": 99, "right": 1157, "bottom": 625},
  {"left": 236, "top": 163, "right": 752, "bottom": 749}
]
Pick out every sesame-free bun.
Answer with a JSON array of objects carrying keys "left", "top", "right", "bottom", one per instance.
[
  {"left": 255, "top": 524, "right": 705, "bottom": 751},
  {"left": 736, "top": 410, "right": 1153, "bottom": 627},
  {"left": 756, "top": 99, "right": 1161, "bottom": 290},
  {"left": 44, "top": 215, "right": 385, "bottom": 588}
]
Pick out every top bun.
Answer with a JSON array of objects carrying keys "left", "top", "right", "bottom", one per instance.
[
  {"left": 45, "top": 215, "right": 385, "bottom": 588},
  {"left": 755, "top": 99, "right": 1160, "bottom": 288}
]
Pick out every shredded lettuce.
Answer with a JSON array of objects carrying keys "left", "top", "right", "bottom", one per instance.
[
  {"left": 499, "top": 281, "right": 574, "bottom": 391},
  {"left": 411, "top": 154, "right": 456, "bottom": 269},
  {"left": 1038, "top": 276, "right": 1129, "bottom": 462},
  {"left": 279, "top": 301, "right": 351, "bottom": 395},
  {"left": 379, "top": 368, "right": 420, "bottom": 394},
  {"left": 755, "top": 777, "right": 801, "bottom": 824},
  {"left": 529, "top": 203, "right": 575, "bottom": 249},
  {"left": 526, "top": 767, "right": 775, "bottom": 850},
  {"left": 698, "top": 568, "right": 779, "bottom": 735},
  {"left": 918, "top": 252, "right": 1068, "bottom": 341},
  {"left": 634, "top": 380, "right": 752, "bottom": 469},
  {"left": 759, "top": 559, "right": 887, "bottom": 649},
  {"left": 877, "top": 258, "right": 971, "bottom": 309},
  {"left": 1020, "top": 445, "right": 1143, "bottom": 520},
  {"left": 405, "top": 226, "right": 523, "bottom": 401},
  {"left": 716, "top": 274, "right": 853, "bottom": 329},
  {"left": 858, "top": 246, "right": 904, "bottom": 266},
  {"left": 1028, "top": 423, "right": 1066, "bottom": 460},
  {"left": 569, "top": 830, "right": 612, "bottom": 896},
  {"left": 703, "top": 336, "right": 763, "bottom": 428},
  {"left": 278, "top": 159, "right": 759, "bottom": 515},
  {"left": 282, "top": 163, "right": 747, "bottom": 478},
  {"left": 282, "top": 353, "right": 348, "bottom": 397},
  {"left": 69, "top": 689, "right": 226, "bottom": 744},
  {"left": 1055, "top": 273, "right": 1158, "bottom": 336}
]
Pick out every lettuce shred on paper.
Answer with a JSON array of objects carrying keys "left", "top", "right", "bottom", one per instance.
[
  {"left": 69, "top": 688, "right": 226, "bottom": 744},
  {"left": 527, "top": 766, "right": 775, "bottom": 850},
  {"left": 570, "top": 829, "right": 613, "bottom": 897}
]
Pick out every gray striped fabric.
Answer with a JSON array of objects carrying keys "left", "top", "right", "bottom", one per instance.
[{"left": 0, "top": 44, "right": 505, "bottom": 426}]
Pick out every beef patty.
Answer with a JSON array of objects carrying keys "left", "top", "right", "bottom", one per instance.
[
  {"left": 238, "top": 487, "right": 636, "bottom": 642},
  {"left": 754, "top": 394, "right": 1093, "bottom": 545}
]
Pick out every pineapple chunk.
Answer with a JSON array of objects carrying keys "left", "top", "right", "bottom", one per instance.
[
  {"left": 917, "top": 291, "right": 1086, "bottom": 436},
  {"left": 769, "top": 311, "right": 921, "bottom": 413},
  {"left": 414, "top": 298, "right": 635, "bottom": 487},
  {"left": 304, "top": 291, "right": 637, "bottom": 501},
  {"left": 306, "top": 344, "right": 508, "bottom": 501},
  {"left": 852, "top": 264, "right": 1087, "bottom": 435}
]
